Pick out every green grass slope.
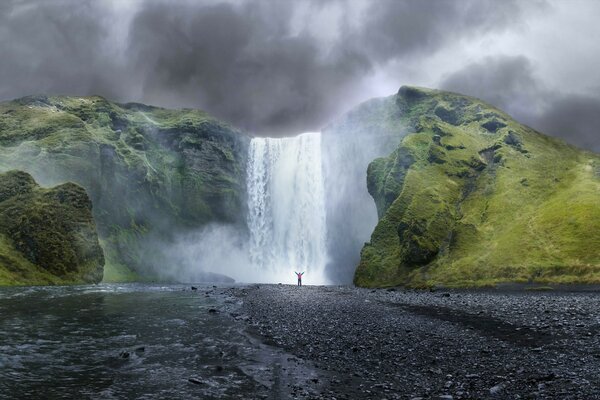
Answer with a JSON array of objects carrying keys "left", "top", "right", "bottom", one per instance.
[
  {"left": 355, "top": 86, "right": 600, "bottom": 288},
  {"left": 0, "top": 95, "right": 249, "bottom": 281},
  {"left": 0, "top": 170, "right": 104, "bottom": 285}
]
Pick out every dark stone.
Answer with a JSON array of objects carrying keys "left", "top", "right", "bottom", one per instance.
[
  {"left": 432, "top": 125, "right": 450, "bottom": 136},
  {"left": 504, "top": 131, "right": 522, "bottom": 146},
  {"left": 434, "top": 106, "right": 460, "bottom": 125},
  {"left": 481, "top": 120, "right": 507, "bottom": 133},
  {"left": 478, "top": 145, "right": 502, "bottom": 165},
  {"left": 398, "top": 86, "right": 426, "bottom": 102},
  {"left": 208, "top": 308, "right": 218, "bottom": 313},
  {"left": 191, "top": 286, "right": 198, "bottom": 291},
  {"left": 444, "top": 144, "right": 465, "bottom": 150},
  {"left": 465, "top": 157, "right": 487, "bottom": 171}
]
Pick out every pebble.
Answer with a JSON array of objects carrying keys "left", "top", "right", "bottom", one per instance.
[{"left": 233, "top": 284, "right": 600, "bottom": 399}]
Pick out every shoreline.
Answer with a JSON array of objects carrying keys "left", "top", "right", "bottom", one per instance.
[{"left": 233, "top": 284, "right": 600, "bottom": 399}]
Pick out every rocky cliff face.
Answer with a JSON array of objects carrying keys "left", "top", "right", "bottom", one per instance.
[
  {"left": 0, "top": 96, "right": 249, "bottom": 281},
  {"left": 355, "top": 86, "right": 600, "bottom": 288},
  {"left": 0, "top": 170, "right": 104, "bottom": 284}
]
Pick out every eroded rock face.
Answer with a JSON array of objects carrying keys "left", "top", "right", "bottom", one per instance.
[
  {"left": 355, "top": 86, "right": 600, "bottom": 288},
  {"left": 0, "top": 170, "right": 104, "bottom": 284}
]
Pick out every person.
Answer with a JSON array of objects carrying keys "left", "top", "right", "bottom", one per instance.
[{"left": 295, "top": 271, "right": 304, "bottom": 286}]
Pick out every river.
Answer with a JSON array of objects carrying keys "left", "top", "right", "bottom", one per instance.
[{"left": 0, "top": 283, "right": 317, "bottom": 399}]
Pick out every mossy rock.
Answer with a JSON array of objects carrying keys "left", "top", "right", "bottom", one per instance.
[
  {"left": 355, "top": 86, "right": 600, "bottom": 288},
  {"left": 0, "top": 96, "right": 249, "bottom": 280},
  {"left": 0, "top": 170, "right": 104, "bottom": 285}
]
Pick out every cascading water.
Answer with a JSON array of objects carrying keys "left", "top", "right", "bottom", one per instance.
[{"left": 246, "top": 132, "right": 328, "bottom": 284}]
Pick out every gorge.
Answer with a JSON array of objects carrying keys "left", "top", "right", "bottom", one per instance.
[{"left": 0, "top": 87, "right": 598, "bottom": 287}]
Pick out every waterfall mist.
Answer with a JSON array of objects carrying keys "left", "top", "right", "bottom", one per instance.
[
  {"left": 246, "top": 132, "right": 328, "bottom": 284},
  {"left": 167, "top": 96, "right": 407, "bottom": 285},
  {"left": 321, "top": 96, "right": 407, "bottom": 283}
]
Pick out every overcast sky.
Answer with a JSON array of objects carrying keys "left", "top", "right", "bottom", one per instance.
[{"left": 0, "top": 0, "right": 598, "bottom": 150}]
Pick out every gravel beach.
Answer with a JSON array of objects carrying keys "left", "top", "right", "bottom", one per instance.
[{"left": 232, "top": 284, "right": 600, "bottom": 399}]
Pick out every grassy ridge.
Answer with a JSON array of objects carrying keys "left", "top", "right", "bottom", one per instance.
[{"left": 355, "top": 86, "right": 600, "bottom": 288}]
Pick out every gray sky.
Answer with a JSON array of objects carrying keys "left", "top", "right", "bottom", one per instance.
[{"left": 0, "top": 0, "right": 598, "bottom": 150}]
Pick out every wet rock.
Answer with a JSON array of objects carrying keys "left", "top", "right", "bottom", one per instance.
[
  {"left": 434, "top": 106, "right": 460, "bottom": 125},
  {"left": 489, "top": 383, "right": 506, "bottom": 395},
  {"left": 233, "top": 284, "right": 600, "bottom": 399}
]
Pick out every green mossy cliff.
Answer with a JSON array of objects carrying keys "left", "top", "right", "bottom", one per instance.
[
  {"left": 0, "top": 170, "right": 104, "bottom": 285},
  {"left": 0, "top": 96, "right": 249, "bottom": 281},
  {"left": 355, "top": 86, "right": 600, "bottom": 288}
]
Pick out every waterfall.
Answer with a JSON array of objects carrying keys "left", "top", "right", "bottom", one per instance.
[{"left": 246, "top": 132, "right": 328, "bottom": 284}]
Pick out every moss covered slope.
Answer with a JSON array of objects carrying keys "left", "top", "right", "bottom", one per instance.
[
  {"left": 0, "top": 96, "right": 249, "bottom": 280},
  {"left": 356, "top": 86, "right": 600, "bottom": 288},
  {"left": 0, "top": 170, "right": 104, "bottom": 285}
]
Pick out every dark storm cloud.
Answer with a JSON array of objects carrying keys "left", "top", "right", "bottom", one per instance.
[
  {"left": 0, "top": 0, "right": 122, "bottom": 100},
  {"left": 534, "top": 95, "right": 600, "bottom": 152},
  {"left": 0, "top": 0, "right": 542, "bottom": 135},
  {"left": 4, "top": 0, "right": 595, "bottom": 147},
  {"left": 127, "top": 0, "right": 532, "bottom": 134},
  {"left": 440, "top": 56, "right": 600, "bottom": 152},
  {"left": 127, "top": 1, "right": 372, "bottom": 134},
  {"left": 440, "top": 56, "right": 540, "bottom": 116},
  {"left": 355, "top": 0, "right": 522, "bottom": 62}
]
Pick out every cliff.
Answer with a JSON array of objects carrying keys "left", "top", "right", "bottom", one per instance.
[
  {"left": 0, "top": 170, "right": 104, "bottom": 284},
  {"left": 0, "top": 96, "right": 249, "bottom": 281},
  {"left": 355, "top": 86, "right": 600, "bottom": 287}
]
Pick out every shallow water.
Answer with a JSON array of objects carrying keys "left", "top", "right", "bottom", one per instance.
[{"left": 0, "top": 284, "right": 312, "bottom": 399}]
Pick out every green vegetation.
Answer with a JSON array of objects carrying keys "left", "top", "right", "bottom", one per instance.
[
  {"left": 0, "top": 95, "right": 249, "bottom": 282},
  {"left": 355, "top": 86, "right": 600, "bottom": 288},
  {"left": 0, "top": 170, "right": 104, "bottom": 285}
]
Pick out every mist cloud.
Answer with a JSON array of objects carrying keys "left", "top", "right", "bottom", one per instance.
[{"left": 0, "top": 0, "right": 598, "bottom": 148}]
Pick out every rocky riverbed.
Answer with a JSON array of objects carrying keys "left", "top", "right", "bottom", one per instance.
[{"left": 233, "top": 284, "right": 600, "bottom": 399}]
